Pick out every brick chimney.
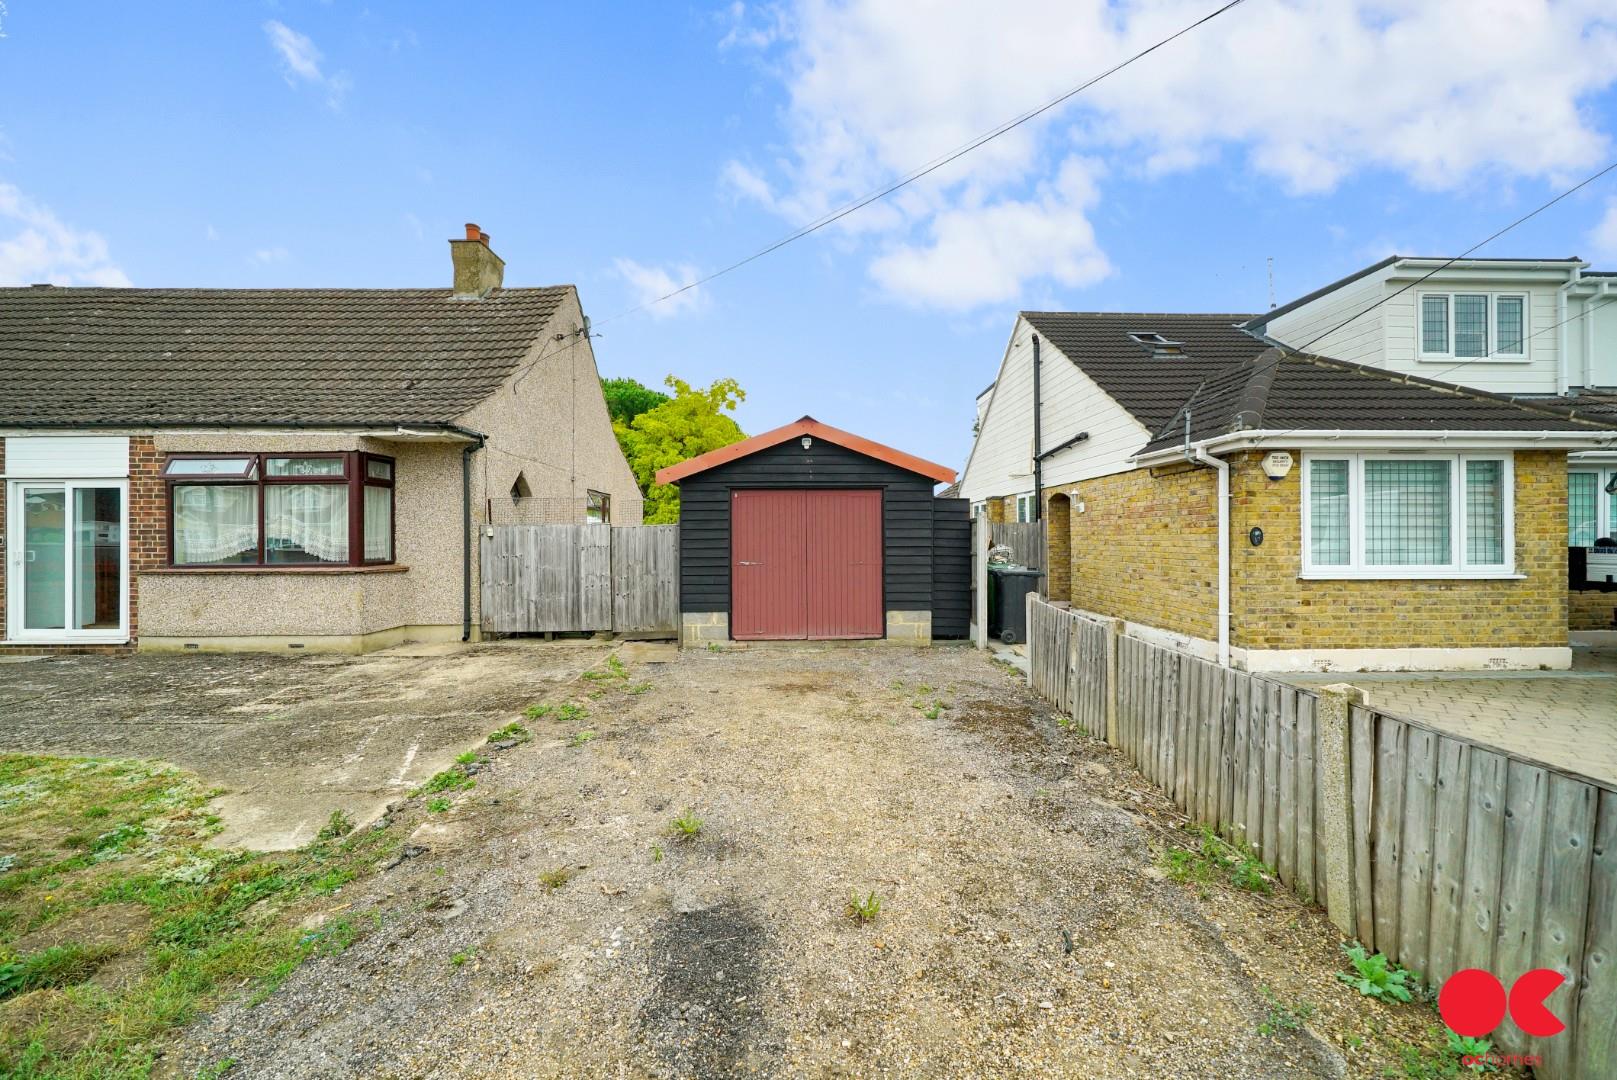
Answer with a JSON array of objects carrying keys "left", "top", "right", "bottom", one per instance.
[{"left": 450, "top": 222, "right": 505, "bottom": 298}]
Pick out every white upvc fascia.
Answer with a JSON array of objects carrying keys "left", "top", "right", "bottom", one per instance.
[{"left": 1133, "top": 429, "right": 1617, "bottom": 467}]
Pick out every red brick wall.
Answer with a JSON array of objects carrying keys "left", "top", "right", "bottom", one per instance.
[{"left": 0, "top": 436, "right": 164, "bottom": 655}]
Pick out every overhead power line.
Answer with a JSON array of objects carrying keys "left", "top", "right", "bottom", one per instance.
[
  {"left": 1294, "top": 160, "right": 1617, "bottom": 355},
  {"left": 598, "top": 0, "right": 1251, "bottom": 326}
]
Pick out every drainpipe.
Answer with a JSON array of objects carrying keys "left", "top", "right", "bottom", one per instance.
[
  {"left": 1189, "top": 444, "right": 1231, "bottom": 668},
  {"left": 1558, "top": 265, "right": 1582, "bottom": 396},
  {"left": 1588, "top": 280, "right": 1612, "bottom": 388},
  {"left": 461, "top": 436, "right": 485, "bottom": 642},
  {"left": 1032, "top": 334, "right": 1043, "bottom": 521}
]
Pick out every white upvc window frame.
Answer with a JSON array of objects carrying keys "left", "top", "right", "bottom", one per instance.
[
  {"left": 970, "top": 501, "right": 986, "bottom": 519},
  {"left": 4, "top": 477, "right": 132, "bottom": 645},
  {"left": 1570, "top": 467, "right": 1616, "bottom": 547},
  {"left": 1300, "top": 452, "right": 1516, "bottom": 579},
  {"left": 1015, "top": 493, "right": 1036, "bottom": 522},
  {"left": 1416, "top": 290, "right": 1530, "bottom": 362}
]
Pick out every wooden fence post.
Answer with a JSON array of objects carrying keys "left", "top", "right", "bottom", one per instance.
[
  {"left": 1024, "top": 588, "right": 1036, "bottom": 688},
  {"left": 1316, "top": 682, "right": 1365, "bottom": 938}
]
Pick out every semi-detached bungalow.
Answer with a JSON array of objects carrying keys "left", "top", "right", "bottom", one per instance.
[
  {"left": 0, "top": 225, "right": 639, "bottom": 654},
  {"left": 959, "top": 312, "right": 1617, "bottom": 672}
]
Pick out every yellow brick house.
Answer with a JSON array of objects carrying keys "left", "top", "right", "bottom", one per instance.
[{"left": 958, "top": 312, "right": 1617, "bottom": 672}]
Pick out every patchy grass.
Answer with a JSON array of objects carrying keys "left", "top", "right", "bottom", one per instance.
[
  {"left": 567, "top": 731, "right": 597, "bottom": 748},
  {"left": 488, "top": 722, "right": 533, "bottom": 744},
  {"left": 538, "top": 867, "right": 578, "bottom": 891},
  {"left": 846, "top": 890, "right": 882, "bottom": 923},
  {"left": 1160, "top": 825, "right": 1273, "bottom": 896},
  {"left": 1255, "top": 986, "right": 1315, "bottom": 1037},
  {"left": 521, "top": 703, "right": 588, "bottom": 725},
  {"left": 626, "top": 682, "right": 654, "bottom": 696},
  {"left": 669, "top": 811, "right": 703, "bottom": 841},
  {"left": 453, "top": 752, "right": 479, "bottom": 767},
  {"left": 582, "top": 656, "right": 629, "bottom": 682},
  {"left": 0, "top": 753, "right": 400, "bottom": 1078},
  {"left": 314, "top": 810, "right": 353, "bottom": 843},
  {"left": 425, "top": 798, "right": 452, "bottom": 814},
  {"left": 412, "top": 769, "right": 474, "bottom": 797}
]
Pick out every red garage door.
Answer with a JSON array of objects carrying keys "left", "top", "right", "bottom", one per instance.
[{"left": 732, "top": 489, "right": 883, "bottom": 640}]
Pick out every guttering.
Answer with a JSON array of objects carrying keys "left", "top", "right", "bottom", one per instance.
[
  {"left": 1134, "top": 428, "right": 1617, "bottom": 467},
  {"left": 0, "top": 420, "right": 487, "bottom": 441},
  {"left": 1037, "top": 430, "right": 1090, "bottom": 460},
  {"left": 1187, "top": 443, "right": 1231, "bottom": 667},
  {"left": 461, "top": 433, "right": 486, "bottom": 642}
]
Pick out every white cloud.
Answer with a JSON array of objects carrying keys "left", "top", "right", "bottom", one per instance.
[
  {"left": 870, "top": 157, "right": 1110, "bottom": 307},
  {"left": 727, "top": 0, "right": 1617, "bottom": 308},
  {"left": 1591, "top": 199, "right": 1617, "bottom": 262},
  {"left": 613, "top": 257, "right": 709, "bottom": 318},
  {"left": 250, "top": 246, "right": 291, "bottom": 265},
  {"left": 0, "top": 182, "right": 131, "bottom": 286},
  {"left": 264, "top": 20, "right": 351, "bottom": 109}
]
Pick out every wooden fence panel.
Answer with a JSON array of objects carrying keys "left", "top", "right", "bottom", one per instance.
[
  {"left": 611, "top": 526, "right": 680, "bottom": 633},
  {"left": 482, "top": 524, "right": 678, "bottom": 635},
  {"left": 1023, "top": 596, "right": 1615, "bottom": 1078},
  {"left": 989, "top": 521, "right": 1046, "bottom": 571}
]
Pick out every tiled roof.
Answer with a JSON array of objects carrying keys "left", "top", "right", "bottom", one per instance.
[
  {"left": 0, "top": 285, "right": 572, "bottom": 427},
  {"left": 1017, "top": 311, "right": 1617, "bottom": 457}
]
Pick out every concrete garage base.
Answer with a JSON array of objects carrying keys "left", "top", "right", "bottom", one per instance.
[
  {"left": 681, "top": 611, "right": 731, "bottom": 647},
  {"left": 680, "top": 610, "right": 934, "bottom": 646}
]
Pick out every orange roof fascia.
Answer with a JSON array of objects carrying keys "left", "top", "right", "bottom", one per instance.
[{"left": 654, "top": 417, "right": 956, "bottom": 486}]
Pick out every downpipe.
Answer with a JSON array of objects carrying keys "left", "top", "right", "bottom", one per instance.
[
  {"left": 461, "top": 437, "right": 485, "bottom": 642},
  {"left": 1189, "top": 444, "right": 1231, "bottom": 667}
]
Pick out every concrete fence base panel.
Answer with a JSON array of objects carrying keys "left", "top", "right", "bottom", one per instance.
[{"left": 1024, "top": 595, "right": 1617, "bottom": 1079}]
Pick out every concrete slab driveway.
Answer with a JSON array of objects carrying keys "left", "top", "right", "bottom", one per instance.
[{"left": 0, "top": 641, "right": 610, "bottom": 849}]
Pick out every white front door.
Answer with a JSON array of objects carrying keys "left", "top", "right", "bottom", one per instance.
[{"left": 6, "top": 480, "right": 130, "bottom": 644}]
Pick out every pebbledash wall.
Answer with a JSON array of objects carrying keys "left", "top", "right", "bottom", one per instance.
[{"left": 1043, "top": 448, "right": 1572, "bottom": 671}]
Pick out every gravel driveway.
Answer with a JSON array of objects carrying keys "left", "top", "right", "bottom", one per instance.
[{"left": 163, "top": 644, "right": 1456, "bottom": 1078}]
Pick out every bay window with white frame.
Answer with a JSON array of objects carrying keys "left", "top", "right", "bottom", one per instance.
[
  {"left": 1417, "top": 291, "right": 1528, "bottom": 361},
  {"left": 1301, "top": 453, "right": 1514, "bottom": 577}
]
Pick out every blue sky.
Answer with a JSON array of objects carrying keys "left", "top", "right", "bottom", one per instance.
[{"left": 4, "top": 1, "right": 1617, "bottom": 470}]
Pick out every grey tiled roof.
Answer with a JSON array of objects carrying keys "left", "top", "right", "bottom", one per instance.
[
  {"left": 1018, "top": 311, "right": 1617, "bottom": 457},
  {"left": 0, "top": 285, "right": 572, "bottom": 427}
]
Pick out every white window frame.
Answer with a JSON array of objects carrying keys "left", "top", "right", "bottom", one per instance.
[
  {"left": 1416, "top": 290, "right": 1530, "bottom": 362},
  {"left": 1015, "top": 493, "right": 1036, "bottom": 522},
  {"left": 1300, "top": 452, "right": 1516, "bottom": 579},
  {"left": 970, "top": 501, "right": 986, "bottom": 519},
  {"left": 1570, "top": 468, "right": 1616, "bottom": 547},
  {"left": 5, "top": 477, "right": 132, "bottom": 644}
]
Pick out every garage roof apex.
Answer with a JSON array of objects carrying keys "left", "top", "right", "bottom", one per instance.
[{"left": 655, "top": 416, "right": 957, "bottom": 486}]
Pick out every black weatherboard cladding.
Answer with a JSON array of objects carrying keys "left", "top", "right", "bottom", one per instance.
[
  {"left": 676, "top": 439, "right": 937, "bottom": 615},
  {"left": 930, "top": 500, "right": 971, "bottom": 639}
]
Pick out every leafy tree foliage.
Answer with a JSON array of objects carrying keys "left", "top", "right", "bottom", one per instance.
[
  {"left": 614, "top": 376, "right": 746, "bottom": 523},
  {"left": 600, "top": 377, "right": 671, "bottom": 426}
]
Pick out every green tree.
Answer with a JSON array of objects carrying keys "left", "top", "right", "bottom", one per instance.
[
  {"left": 600, "top": 376, "right": 670, "bottom": 426},
  {"left": 615, "top": 376, "right": 746, "bottom": 523}
]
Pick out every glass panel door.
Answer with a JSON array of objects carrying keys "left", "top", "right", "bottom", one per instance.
[
  {"left": 72, "top": 487, "right": 123, "bottom": 631},
  {"left": 21, "top": 486, "right": 67, "bottom": 631},
  {"left": 10, "top": 482, "right": 125, "bottom": 639}
]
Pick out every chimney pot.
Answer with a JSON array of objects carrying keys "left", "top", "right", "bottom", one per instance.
[{"left": 450, "top": 222, "right": 505, "bottom": 298}]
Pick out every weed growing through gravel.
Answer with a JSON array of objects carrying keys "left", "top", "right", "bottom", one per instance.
[
  {"left": 316, "top": 809, "right": 355, "bottom": 842},
  {"left": 670, "top": 810, "right": 703, "bottom": 840},
  {"left": 1256, "top": 987, "right": 1315, "bottom": 1036},
  {"left": 1444, "top": 1030, "right": 1496, "bottom": 1074},
  {"left": 426, "top": 797, "right": 452, "bottom": 814},
  {"left": 539, "top": 866, "right": 578, "bottom": 890},
  {"left": 627, "top": 682, "right": 653, "bottom": 695},
  {"left": 846, "top": 891, "right": 882, "bottom": 923},
  {"left": 583, "top": 655, "right": 630, "bottom": 682},
  {"left": 568, "top": 731, "right": 597, "bottom": 748},
  {"left": 450, "top": 949, "right": 474, "bottom": 967},
  {"left": 489, "top": 721, "right": 533, "bottom": 744},
  {"left": 0, "top": 753, "right": 401, "bottom": 1078},
  {"left": 454, "top": 751, "right": 479, "bottom": 766},
  {"left": 414, "top": 768, "right": 474, "bottom": 796},
  {"left": 650, "top": 843, "right": 664, "bottom": 863},
  {"left": 1337, "top": 943, "right": 1416, "bottom": 1003},
  {"left": 1161, "top": 826, "right": 1273, "bottom": 896},
  {"left": 194, "top": 1058, "right": 238, "bottom": 1078}
]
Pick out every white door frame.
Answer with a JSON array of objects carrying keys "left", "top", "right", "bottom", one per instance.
[{"left": 5, "top": 478, "right": 131, "bottom": 645}]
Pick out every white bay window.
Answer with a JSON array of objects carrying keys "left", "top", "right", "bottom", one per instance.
[{"left": 1302, "top": 453, "right": 1514, "bottom": 577}]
